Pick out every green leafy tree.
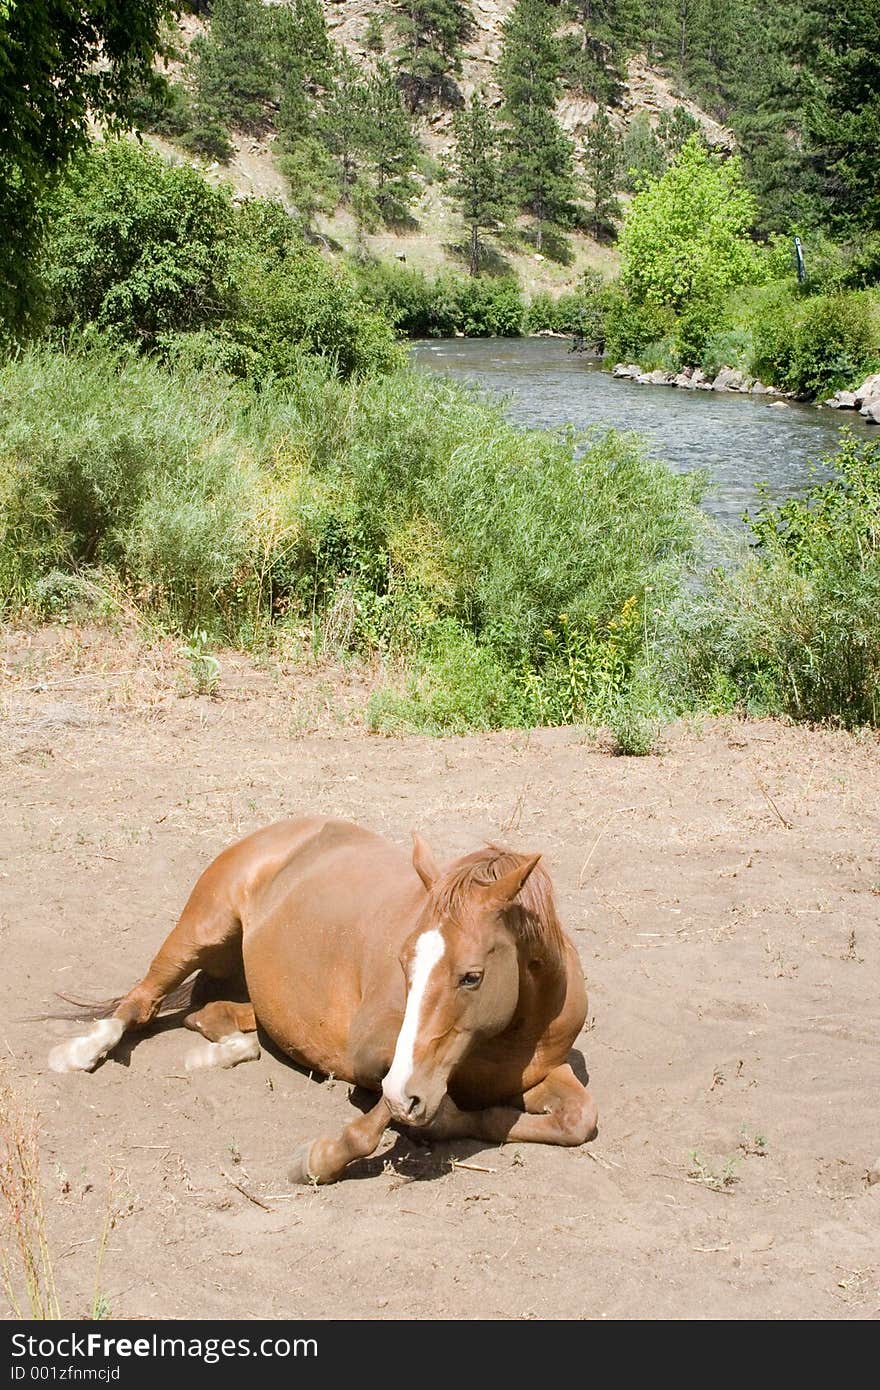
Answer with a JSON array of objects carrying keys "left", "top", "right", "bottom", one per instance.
[
  {"left": 0, "top": 0, "right": 173, "bottom": 339},
  {"left": 313, "top": 50, "right": 372, "bottom": 202},
  {"left": 499, "top": 0, "right": 577, "bottom": 250},
  {"left": 451, "top": 94, "right": 507, "bottom": 274},
  {"left": 583, "top": 106, "right": 622, "bottom": 239},
  {"left": 43, "top": 139, "right": 233, "bottom": 348},
  {"left": 618, "top": 135, "right": 759, "bottom": 357}
]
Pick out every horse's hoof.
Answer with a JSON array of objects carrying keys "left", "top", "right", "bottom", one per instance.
[
  {"left": 288, "top": 1141, "right": 321, "bottom": 1185},
  {"left": 185, "top": 1032, "right": 261, "bottom": 1071},
  {"left": 48, "top": 1019, "right": 124, "bottom": 1074}
]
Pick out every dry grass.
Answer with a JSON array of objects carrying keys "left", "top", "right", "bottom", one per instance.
[{"left": 0, "top": 1067, "right": 61, "bottom": 1319}]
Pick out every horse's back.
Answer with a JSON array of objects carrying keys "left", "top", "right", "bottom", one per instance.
[{"left": 230, "top": 817, "right": 419, "bottom": 1076}]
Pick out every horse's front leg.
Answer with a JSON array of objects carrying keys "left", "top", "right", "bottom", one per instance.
[
  {"left": 288, "top": 1096, "right": 391, "bottom": 1185},
  {"left": 425, "top": 1063, "right": 598, "bottom": 1148}
]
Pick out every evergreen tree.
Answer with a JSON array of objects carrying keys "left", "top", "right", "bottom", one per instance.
[
  {"left": 451, "top": 94, "right": 507, "bottom": 274},
  {"left": 314, "top": 50, "right": 372, "bottom": 202},
  {"left": 362, "top": 62, "right": 420, "bottom": 224},
  {"left": 656, "top": 105, "right": 701, "bottom": 160},
  {"left": 394, "top": 0, "right": 473, "bottom": 82},
  {"left": 807, "top": 0, "right": 880, "bottom": 233},
  {"left": 560, "top": 0, "right": 639, "bottom": 103},
  {"left": 583, "top": 106, "right": 622, "bottom": 238},
  {"left": 190, "top": 0, "right": 274, "bottom": 137},
  {"left": 622, "top": 113, "right": 665, "bottom": 190},
  {"left": 499, "top": 0, "right": 578, "bottom": 250}
]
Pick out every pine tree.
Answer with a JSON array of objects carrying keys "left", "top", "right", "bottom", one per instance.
[
  {"left": 806, "top": 0, "right": 880, "bottom": 233},
  {"left": 190, "top": 0, "right": 274, "bottom": 136},
  {"left": 451, "top": 94, "right": 507, "bottom": 274},
  {"left": 621, "top": 113, "right": 665, "bottom": 190},
  {"left": 560, "top": 0, "right": 639, "bottom": 103},
  {"left": 583, "top": 106, "right": 622, "bottom": 238},
  {"left": 315, "top": 51, "right": 372, "bottom": 202},
  {"left": 394, "top": 0, "right": 473, "bottom": 82},
  {"left": 499, "top": 0, "right": 577, "bottom": 250},
  {"left": 361, "top": 63, "right": 420, "bottom": 224}
]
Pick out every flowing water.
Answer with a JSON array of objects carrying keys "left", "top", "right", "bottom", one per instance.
[{"left": 410, "top": 337, "right": 875, "bottom": 528}]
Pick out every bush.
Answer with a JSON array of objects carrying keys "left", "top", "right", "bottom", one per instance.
[
  {"left": 0, "top": 342, "right": 703, "bottom": 735},
  {"left": 354, "top": 262, "right": 525, "bottom": 338},
  {"left": 670, "top": 433, "right": 880, "bottom": 726},
  {"left": 42, "top": 140, "right": 234, "bottom": 348},
  {"left": 750, "top": 286, "right": 878, "bottom": 396}
]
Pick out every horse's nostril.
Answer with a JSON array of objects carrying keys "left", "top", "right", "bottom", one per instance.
[{"left": 406, "top": 1095, "right": 422, "bottom": 1117}]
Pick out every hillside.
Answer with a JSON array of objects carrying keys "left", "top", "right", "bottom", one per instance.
[{"left": 152, "top": 3, "right": 733, "bottom": 293}]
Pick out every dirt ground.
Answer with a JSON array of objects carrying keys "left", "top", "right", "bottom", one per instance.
[{"left": 2, "top": 624, "right": 879, "bottom": 1321}]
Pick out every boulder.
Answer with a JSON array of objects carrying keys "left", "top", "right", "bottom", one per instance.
[
  {"left": 854, "top": 372, "right": 880, "bottom": 408},
  {"left": 769, "top": 401, "right": 790, "bottom": 409},
  {"left": 751, "top": 381, "right": 772, "bottom": 395},
  {"left": 712, "top": 366, "right": 746, "bottom": 392},
  {"left": 673, "top": 372, "right": 693, "bottom": 388},
  {"left": 825, "top": 390, "right": 858, "bottom": 409},
  {"left": 690, "top": 368, "right": 707, "bottom": 386},
  {"left": 612, "top": 363, "right": 642, "bottom": 379},
  {"left": 863, "top": 398, "right": 880, "bottom": 424}
]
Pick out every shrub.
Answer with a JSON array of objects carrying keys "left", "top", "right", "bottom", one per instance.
[
  {"left": 750, "top": 286, "right": 878, "bottom": 396},
  {"left": 670, "top": 433, "right": 880, "bottom": 726},
  {"left": 42, "top": 139, "right": 233, "bottom": 348},
  {"left": 0, "top": 342, "right": 703, "bottom": 736}
]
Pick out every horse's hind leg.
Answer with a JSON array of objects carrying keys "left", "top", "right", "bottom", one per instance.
[
  {"left": 183, "top": 1000, "right": 260, "bottom": 1072},
  {"left": 424, "top": 1064, "right": 598, "bottom": 1149},
  {"left": 48, "top": 875, "right": 245, "bottom": 1074}
]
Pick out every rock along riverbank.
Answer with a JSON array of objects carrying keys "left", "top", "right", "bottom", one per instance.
[{"left": 612, "top": 363, "right": 880, "bottom": 422}]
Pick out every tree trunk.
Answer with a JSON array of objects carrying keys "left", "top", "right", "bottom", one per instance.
[{"left": 470, "top": 222, "right": 480, "bottom": 277}]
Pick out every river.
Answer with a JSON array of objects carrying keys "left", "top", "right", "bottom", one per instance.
[{"left": 410, "top": 337, "right": 874, "bottom": 528}]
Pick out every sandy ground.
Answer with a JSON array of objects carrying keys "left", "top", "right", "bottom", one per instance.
[{"left": 1, "top": 623, "right": 879, "bottom": 1321}]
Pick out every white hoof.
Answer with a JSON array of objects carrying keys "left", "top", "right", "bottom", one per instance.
[
  {"left": 48, "top": 1018, "right": 125, "bottom": 1074},
  {"left": 184, "top": 1031, "right": 261, "bottom": 1072}
]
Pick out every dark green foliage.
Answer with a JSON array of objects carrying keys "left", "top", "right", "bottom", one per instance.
[
  {"left": 393, "top": 0, "right": 473, "bottom": 84},
  {"left": 583, "top": 107, "right": 622, "bottom": 239},
  {"left": 43, "top": 140, "right": 233, "bottom": 348},
  {"left": 450, "top": 94, "right": 507, "bottom": 274},
  {"left": 0, "top": 0, "right": 173, "bottom": 339},
  {"left": 499, "top": 0, "right": 578, "bottom": 249},
  {"left": 189, "top": 0, "right": 275, "bottom": 137},
  {"left": 128, "top": 72, "right": 192, "bottom": 138},
  {"left": 362, "top": 62, "right": 421, "bottom": 223},
  {"left": 806, "top": 1, "right": 880, "bottom": 234},
  {"left": 559, "top": 0, "right": 635, "bottom": 103}
]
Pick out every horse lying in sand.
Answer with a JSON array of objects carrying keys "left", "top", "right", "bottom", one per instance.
[{"left": 49, "top": 818, "right": 598, "bottom": 1183}]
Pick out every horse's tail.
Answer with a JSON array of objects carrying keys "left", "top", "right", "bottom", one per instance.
[{"left": 26, "top": 978, "right": 198, "bottom": 1023}]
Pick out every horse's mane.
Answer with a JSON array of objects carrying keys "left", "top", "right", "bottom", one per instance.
[{"left": 433, "top": 845, "right": 567, "bottom": 970}]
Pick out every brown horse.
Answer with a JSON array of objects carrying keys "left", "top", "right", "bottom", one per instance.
[{"left": 49, "top": 818, "right": 598, "bottom": 1183}]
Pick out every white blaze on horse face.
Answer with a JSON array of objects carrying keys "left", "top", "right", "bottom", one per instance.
[{"left": 383, "top": 928, "right": 445, "bottom": 1114}]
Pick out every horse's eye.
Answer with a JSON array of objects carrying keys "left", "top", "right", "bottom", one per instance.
[{"left": 460, "top": 971, "right": 483, "bottom": 989}]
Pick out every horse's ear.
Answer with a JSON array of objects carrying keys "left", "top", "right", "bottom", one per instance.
[
  {"left": 480, "top": 853, "right": 542, "bottom": 908},
  {"left": 411, "top": 831, "right": 440, "bottom": 892}
]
